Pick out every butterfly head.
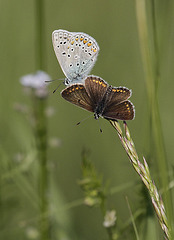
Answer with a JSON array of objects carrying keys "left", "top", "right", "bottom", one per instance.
[{"left": 64, "top": 78, "right": 71, "bottom": 86}]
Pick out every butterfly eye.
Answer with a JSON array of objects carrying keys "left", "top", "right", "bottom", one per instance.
[{"left": 64, "top": 79, "right": 70, "bottom": 85}]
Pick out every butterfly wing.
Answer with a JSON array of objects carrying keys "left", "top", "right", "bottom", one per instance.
[
  {"left": 102, "top": 87, "right": 135, "bottom": 120},
  {"left": 68, "top": 33, "right": 99, "bottom": 81},
  {"left": 52, "top": 30, "right": 99, "bottom": 84},
  {"left": 106, "top": 87, "right": 132, "bottom": 106},
  {"left": 61, "top": 84, "right": 94, "bottom": 112},
  {"left": 84, "top": 76, "right": 109, "bottom": 110},
  {"left": 103, "top": 100, "right": 135, "bottom": 120},
  {"left": 52, "top": 29, "right": 74, "bottom": 79}
]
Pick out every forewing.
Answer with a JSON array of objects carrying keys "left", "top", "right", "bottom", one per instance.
[
  {"left": 52, "top": 30, "right": 74, "bottom": 79},
  {"left": 61, "top": 84, "right": 93, "bottom": 112},
  {"left": 84, "top": 76, "right": 108, "bottom": 108},
  {"left": 103, "top": 100, "right": 135, "bottom": 120}
]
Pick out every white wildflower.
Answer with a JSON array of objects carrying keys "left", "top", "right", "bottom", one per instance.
[
  {"left": 26, "top": 226, "right": 39, "bottom": 239},
  {"left": 20, "top": 70, "right": 51, "bottom": 89},
  {"left": 20, "top": 71, "right": 51, "bottom": 98},
  {"left": 103, "top": 210, "right": 117, "bottom": 228}
]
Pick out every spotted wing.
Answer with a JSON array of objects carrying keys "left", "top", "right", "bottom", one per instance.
[
  {"left": 52, "top": 30, "right": 99, "bottom": 84},
  {"left": 106, "top": 87, "right": 132, "bottom": 106},
  {"left": 103, "top": 87, "right": 134, "bottom": 120},
  {"left": 61, "top": 84, "right": 94, "bottom": 112},
  {"left": 103, "top": 100, "right": 135, "bottom": 120},
  {"left": 84, "top": 76, "right": 109, "bottom": 110},
  {"left": 67, "top": 33, "right": 99, "bottom": 81},
  {"left": 52, "top": 30, "right": 74, "bottom": 78}
]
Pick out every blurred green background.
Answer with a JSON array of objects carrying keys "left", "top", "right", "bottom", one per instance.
[{"left": 1, "top": 0, "right": 174, "bottom": 239}]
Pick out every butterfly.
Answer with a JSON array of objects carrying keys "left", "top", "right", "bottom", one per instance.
[
  {"left": 61, "top": 76, "right": 135, "bottom": 121},
  {"left": 52, "top": 29, "right": 99, "bottom": 86}
]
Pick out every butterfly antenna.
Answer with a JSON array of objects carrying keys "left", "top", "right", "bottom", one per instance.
[
  {"left": 45, "top": 78, "right": 64, "bottom": 83},
  {"left": 52, "top": 82, "right": 64, "bottom": 93},
  {"left": 45, "top": 78, "right": 64, "bottom": 93},
  {"left": 97, "top": 119, "right": 103, "bottom": 133},
  {"left": 76, "top": 115, "right": 93, "bottom": 126}
]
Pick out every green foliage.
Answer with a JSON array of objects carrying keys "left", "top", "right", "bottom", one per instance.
[{"left": 0, "top": 0, "right": 174, "bottom": 239}]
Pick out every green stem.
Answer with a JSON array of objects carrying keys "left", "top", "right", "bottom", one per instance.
[
  {"left": 35, "top": 0, "right": 45, "bottom": 70},
  {"left": 35, "top": 0, "right": 49, "bottom": 239},
  {"left": 135, "top": 0, "right": 173, "bottom": 234},
  {"left": 34, "top": 97, "right": 50, "bottom": 240},
  {"left": 109, "top": 120, "right": 170, "bottom": 239}
]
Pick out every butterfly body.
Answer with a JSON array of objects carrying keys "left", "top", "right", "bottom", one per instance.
[
  {"left": 61, "top": 76, "right": 135, "bottom": 121},
  {"left": 52, "top": 29, "right": 99, "bottom": 86},
  {"left": 93, "top": 85, "right": 112, "bottom": 120}
]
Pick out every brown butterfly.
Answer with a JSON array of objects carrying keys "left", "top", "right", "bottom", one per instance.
[{"left": 61, "top": 76, "right": 135, "bottom": 121}]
